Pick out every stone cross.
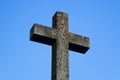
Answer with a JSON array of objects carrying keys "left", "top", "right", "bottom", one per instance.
[{"left": 30, "top": 11, "right": 90, "bottom": 80}]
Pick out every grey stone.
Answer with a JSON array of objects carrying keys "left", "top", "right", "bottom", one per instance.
[{"left": 30, "top": 11, "right": 90, "bottom": 80}]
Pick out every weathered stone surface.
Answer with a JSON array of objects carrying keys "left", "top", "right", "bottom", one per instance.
[
  {"left": 30, "top": 24, "right": 57, "bottom": 45},
  {"left": 30, "top": 11, "right": 90, "bottom": 80},
  {"left": 68, "top": 32, "right": 89, "bottom": 53},
  {"left": 52, "top": 12, "right": 69, "bottom": 80}
]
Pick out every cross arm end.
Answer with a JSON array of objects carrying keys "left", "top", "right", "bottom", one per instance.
[
  {"left": 68, "top": 33, "right": 90, "bottom": 54},
  {"left": 30, "top": 23, "right": 56, "bottom": 45}
]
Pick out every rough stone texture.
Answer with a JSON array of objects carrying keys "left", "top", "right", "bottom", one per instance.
[
  {"left": 52, "top": 12, "right": 69, "bottom": 80},
  {"left": 30, "top": 11, "right": 90, "bottom": 80}
]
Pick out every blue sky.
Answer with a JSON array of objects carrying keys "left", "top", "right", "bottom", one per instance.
[{"left": 0, "top": 0, "right": 120, "bottom": 80}]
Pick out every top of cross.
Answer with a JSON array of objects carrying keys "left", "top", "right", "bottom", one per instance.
[{"left": 30, "top": 11, "right": 89, "bottom": 53}]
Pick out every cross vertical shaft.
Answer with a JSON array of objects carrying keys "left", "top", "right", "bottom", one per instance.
[{"left": 52, "top": 12, "right": 69, "bottom": 80}]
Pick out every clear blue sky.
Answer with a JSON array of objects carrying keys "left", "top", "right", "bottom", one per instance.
[{"left": 0, "top": 0, "right": 120, "bottom": 80}]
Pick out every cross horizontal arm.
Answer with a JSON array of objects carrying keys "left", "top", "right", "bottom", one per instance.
[
  {"left": 30, "top": 23, "right": 57, "bottom": 45},
  {"left": 68, "top": 32, "right": 90, "bottom": 53}
]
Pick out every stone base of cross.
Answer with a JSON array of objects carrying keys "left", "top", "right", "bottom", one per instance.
[{"left": 30, "top": 11, "right": 90, "bottom": 80}]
